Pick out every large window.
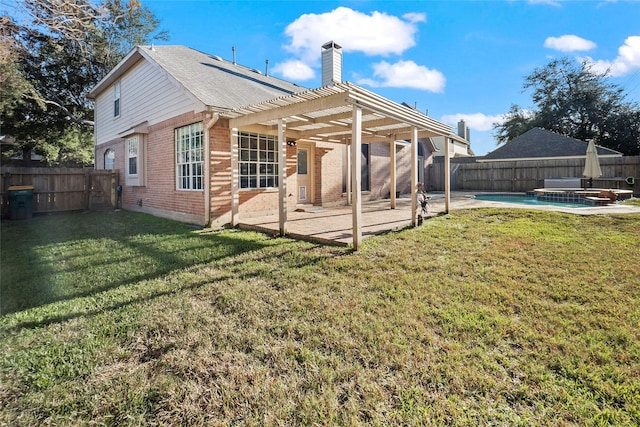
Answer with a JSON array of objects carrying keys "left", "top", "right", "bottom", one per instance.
[
  {"left": 239, "top": 132, "right": 278, "bottom": 189},
  {"left": 176, "top": 122, "right": 204, "bottom": 190},
  {"left": 113, "top": 81, "right": 121, "bottom": 117}
]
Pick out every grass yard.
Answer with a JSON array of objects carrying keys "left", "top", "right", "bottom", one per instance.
[{"left": 1, "top": 209, "right": 639, "bottom": 426}]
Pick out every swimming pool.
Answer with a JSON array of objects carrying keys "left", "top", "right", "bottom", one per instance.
[{"left": 475, "top": 194, "right": 589, "bottom": 209}]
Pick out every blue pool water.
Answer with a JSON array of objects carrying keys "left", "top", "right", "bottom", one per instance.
[{"left": 475, "top": 194, "right": 589, "bottom": 209}]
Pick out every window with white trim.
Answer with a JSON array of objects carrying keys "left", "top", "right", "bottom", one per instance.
[
  {"left": 239, "top": 132, "right": 278, "bottom": 189},
  {"left": 176, "top": 122, "right": 204, "bottom": 190},
  {"left": 113, "top": 81, "right": 121, "bottom": 117},
  {"left": 125, "top": 135, "right": 144, "bottom": 186},
  {"left": 127, "top": 136, "right": 138, "bottom": 176},
  {"left": 104, "top": 149, "right": 115, "bottom": 170}
]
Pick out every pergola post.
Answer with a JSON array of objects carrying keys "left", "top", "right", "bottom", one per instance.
[
  {"left": 390, "top": 139, "right": 396, "bottom": 209},
  {"left": 351, "top": 106, "right": 362, "bottom": 250},
  {"left": 411, "top": 127, "right": 418, "bottom": 226},
  {"left": 444, "top": 136, "right": 451, "bottom": 213},
  {"left": 278, "top": 119, "right": 287, "bottom": 235},
  {"left": 231, "top": 127, "right": 239, "bottom": 226},
  {"left": 345, "top": 140, "right": 351, "bottom": 206}
]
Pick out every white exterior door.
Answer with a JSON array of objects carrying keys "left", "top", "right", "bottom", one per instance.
[{"left": 296, "top": 142, "right": 314, "bottom": 204}]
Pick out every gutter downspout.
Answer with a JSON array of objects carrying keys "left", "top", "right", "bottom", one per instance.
[{"left": 204, "top": 111, "right": 220, "bottom": 226}]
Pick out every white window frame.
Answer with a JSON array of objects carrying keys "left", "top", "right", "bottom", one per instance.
[
  {"left": 104, "top": 148, "right": 115, "bottom": 170},
  {"left": 124, "top": 135, "right": 144, "bottom": 186},
  {"left": 175, "top": 122, "right": 204, "bottom": 191},
  {"left": 127, "top": 137, "right": 138, "bottom": 177},
  {"left": 239, "top": 132, "right": 279, "bottom": 189},
  {"left": 113, "top": 81, "right": 121, "bottom": 117}
]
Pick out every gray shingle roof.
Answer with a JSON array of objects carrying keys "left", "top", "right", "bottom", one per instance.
[
  {"left": 140, "top": 45, "right": 307, "bottom": 110},
  {"left": 483, "top": 128, "right": 622, "bottom": 160}
]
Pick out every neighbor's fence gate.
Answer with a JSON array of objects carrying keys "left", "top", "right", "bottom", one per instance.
[
  {"left": 0, "top": 167, "right": 119, "bottom": 218},
  {"left": 429, "top": 156, "right": 640, "bottom": 195}
]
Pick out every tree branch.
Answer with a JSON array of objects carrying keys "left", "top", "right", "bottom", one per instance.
[{"left": 26, "top": 93, "right": 94, "bottom": 127}]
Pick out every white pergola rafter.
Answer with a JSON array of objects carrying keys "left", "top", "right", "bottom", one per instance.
[{"left": 225, "top": 81, "right": 453, "bottom": 249}]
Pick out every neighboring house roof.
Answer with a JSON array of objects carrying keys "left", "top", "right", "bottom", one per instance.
[
  {"left": 480, "top": 128, "right": 622, "bottom": 162},
  {"left": 88, "top": 45, "right": 306, "bottom": 110}
]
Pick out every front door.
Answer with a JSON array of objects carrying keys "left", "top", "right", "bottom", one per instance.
[{"left": 296, "top": 143, "right": 314, "bottom": 204}]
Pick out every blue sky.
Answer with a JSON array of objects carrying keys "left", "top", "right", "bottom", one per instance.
[{"left": 146, "top": 0, "right": 640, "bottom": 155}]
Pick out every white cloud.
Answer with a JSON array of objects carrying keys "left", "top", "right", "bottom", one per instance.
[
  {"left": 544, "top": 35, "right": 596, "bottom": 52},
  {"left": 597, "top": 0, "right": 619, "bottom": 7},
  {"left": 528, "top": 0, "right": 563, "bottom": 6},
  {"left": 271, "top": 60, "right": 315, "bottom": 81},
  {"left": 283, "top": 7, "right": 424, "bottom": 64},
  {"left": 440, "top": 113, "right": 505, "bottom": 131},
  {"left": 357, "top": 60, "right": 445, "bottom": 92},
  {"left": 584, "top": 36, "right": 640, "bottom": 77},
  {"left": 402, "top": 12, "right": 427, "bottom": 24}
]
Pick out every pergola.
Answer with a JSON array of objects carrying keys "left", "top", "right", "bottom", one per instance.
[{"left": 225, "top": 82, "right": 455, "bottom": 250}]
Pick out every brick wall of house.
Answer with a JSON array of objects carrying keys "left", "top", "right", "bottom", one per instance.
[
  {"left": 235, "top": 143, "right": 298, "bottom": 218},
  {"left": 370, "top": 141, "right": 392, "bottom": 198},
  {"left": 143, "top": 111, "right": 206, "bottom": 220},
  {"left": 395, "top": 143, "right": 413, "bottom": 195},
  {"left": 95, "top": 116, "right": 431, "bottom": 226},
  {"left": 315, "top": 141, "right": 344, "bottom": 206},
  {"left": 95, "top": 111, "right": 207, "bottom": 224},
  {"left": 209, "top": 125, "right": 299, "bottom": 223},
  {"left": 209, "top": 120, "right": 232, "bottom": 225},
  {"left": 95, "top": 139, "right": 125, "bottom": 173}
]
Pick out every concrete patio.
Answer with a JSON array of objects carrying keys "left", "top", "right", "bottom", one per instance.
[{"left": 237, "top": 192, "right": 640, "bottom": 247}]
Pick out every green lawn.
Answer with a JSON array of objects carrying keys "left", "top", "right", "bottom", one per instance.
[{"left": 1, "top": 210, "right": 639, "bottom": 426}]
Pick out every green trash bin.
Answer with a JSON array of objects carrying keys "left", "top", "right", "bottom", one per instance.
[{"left": 8, "top": 185, "right": 34, "bottom": 220}]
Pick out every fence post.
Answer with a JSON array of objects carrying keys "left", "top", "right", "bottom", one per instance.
[
  {"left": 84, "top": 170, "right": 91, "bottom": 210},
  {"left": 110, "top": 172, "right": 117, "bottom": 207},
  {"left": 2, "top": 172, "right": 10, "bottom": 218}
]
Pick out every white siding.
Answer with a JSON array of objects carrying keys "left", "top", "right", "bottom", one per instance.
[{"left": 94, "top": 58, "right": 199, "bottom": 145}]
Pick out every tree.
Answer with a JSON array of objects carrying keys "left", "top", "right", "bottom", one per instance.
[
  {"left": 493, "top": 58, "right": 640, "bottom": 155},
  {"left": 0, "top": 0, "right": 167, "bottom": 166},
  {"left": 492, "top": 104, "right": 535, "bottom": 146}
]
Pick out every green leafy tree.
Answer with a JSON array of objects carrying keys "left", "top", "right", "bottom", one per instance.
[
  {"left": 1, "top": 0, "right": 167, "bottom": 166},
  {"left": 493, "top": 58, "right": 640, "bottom": 155},
  {"left": 492, "top": 104, "right": 535, "bottom": 146}
]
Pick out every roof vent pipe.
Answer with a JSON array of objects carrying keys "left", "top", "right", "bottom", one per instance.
[
  {"left": 321, "top": 41, "right": 342, "bottom": 87},
  {"left": 265, "top": 59, "right": 269, "bottom": 76},
  {"left": 232, "top": 46, "right": 236, "bottom": 65}
]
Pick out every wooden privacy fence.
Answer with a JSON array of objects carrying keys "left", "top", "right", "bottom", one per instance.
[
  {"left": 429, "top": 156, "right": 640, "bottom": 195},
  {"left": 1, "top": 167, "right": 119, "bottom": 218}
]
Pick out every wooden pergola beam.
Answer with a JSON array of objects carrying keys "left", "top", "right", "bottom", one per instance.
[{"left": 228, "top": 92, "right": 348, "bottom": 128}]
